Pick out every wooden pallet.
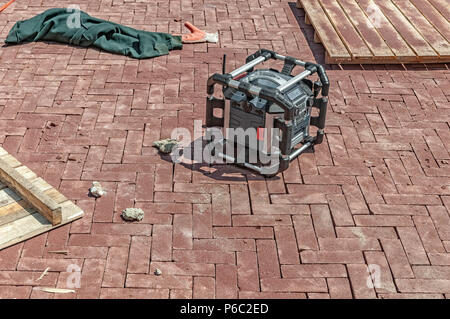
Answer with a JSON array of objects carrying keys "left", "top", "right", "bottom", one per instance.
[
  {"left": 0, "top": 147, "right": 83, "bottom": 250},
  {"left": 297, "top": 0, "right": 450, "bottom": 64}
]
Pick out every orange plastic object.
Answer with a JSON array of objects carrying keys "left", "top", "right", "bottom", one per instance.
[
  {"left": 181, "top": 22, "right": 207, "bottom": 43},
  {"left": 0, "top": 0, "right": 16, "bottom": 13}
]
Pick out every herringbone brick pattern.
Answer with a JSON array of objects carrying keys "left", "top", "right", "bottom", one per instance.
[{"left": 0, "top": 0, "right": 449, "bottom": 299}]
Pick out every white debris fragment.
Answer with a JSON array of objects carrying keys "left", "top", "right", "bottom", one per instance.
[
  {"left": 154, "top": 268, "right": 162, "bottom": 276},
  {"left": 36, "top": 267, "right": 50, "bottom": 281},
  {"left": 89, "top": 181, "right": 106, "bottom": 198},
  {"left": 41, "top": 288, "right": 75, "bottom": 294},
  {"left": 121, "top": 208, "right": 145, "bottom": 222}
]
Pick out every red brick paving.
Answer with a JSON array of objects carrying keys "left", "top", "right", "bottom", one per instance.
[{"left": 0, "top": 0, "right": 449, "bottom": 299}]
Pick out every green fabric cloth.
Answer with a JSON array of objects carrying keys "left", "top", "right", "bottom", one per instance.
[{"left": 5, "top": 8, "right": 183, "bottom": 59}]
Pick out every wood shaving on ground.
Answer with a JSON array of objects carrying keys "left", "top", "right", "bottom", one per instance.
[
  {"left": 47, "top": 250, "right": 68, "bottom": 255},
  {"left": 41, "top": 287, "right": 76, "bottom": 294},
  {"left": 36, "top": 267, "right": 50, "bottom": 281}
]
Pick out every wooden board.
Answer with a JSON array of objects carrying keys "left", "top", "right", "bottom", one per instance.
[
  {"left": 0, "top": 147, "right": 83, "bottom": 250},
  {"left": 298, "top": 0, "right": 450, "bottom": 64}
]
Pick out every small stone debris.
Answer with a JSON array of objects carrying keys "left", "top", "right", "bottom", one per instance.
[
  {"left": 121, "top": 208, "right": 144, "bottom": 222},
  {"left": 89, "top": 181, "right": 106, "bottom": 198},
  {"left": 153, "top": 138, "right": 179, "bottom": 154},
  {"left": 46, "top": 121, "right": 57, "bottom": 129},
  {"left": 154, "top": 268, "right": 162, "bottom": 276}
]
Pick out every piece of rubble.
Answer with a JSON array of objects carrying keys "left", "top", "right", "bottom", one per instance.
[
  {"left": 121, "top": 208, "right": 144, "bottom": 222},
  {"left": 153, "top": 138, "right": 179, "bottom": 154},
  {"left": 154, "top": 268, "right": 162, "bottom": 276},
  {"left": 89, "top": 181, "right": 106, "bottom": 198}
]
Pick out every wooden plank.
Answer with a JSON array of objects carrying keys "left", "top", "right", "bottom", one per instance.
[
  {"left": 394, "top": 0, "right": 450, "bottom": 58},
  {"left": 44, "top": 188, "right": 68, "bottom": 205},
  {"left": 337, "top": 0, "right": 396, "bottom": 60},
  {"left": 32, "top": 177, "right": 53, "bottom": 193},
  {"left": 428, "top": 0, "right": 450, "bottom": 22},
  {"left": 0, "top": 212, "right": 52, "bottom": 248},
  {"left": 410, "top": 0, "right": 450, "bottom": 42},
  {"left": 0, "top": 147, "right": 84, "bottom": 251},
  {"left": 0, "top": 200, "right": 35, "bottom": 226},
  {"left": 374, "top": 0, "right": 438, "bottom": 58},
  {"left": 0, "top": 157, "right": 62, "bottom": 225},
  {"left": 356, "top": 0, "right": 418, "bottom": 60},
  {"left": 0, "top": 188, "right": 22, "bottom": 208},
  {"left": 0, "top": 202, "right": 83, "bottom": 250},
  {"left": 0, "top": 153, "right": 22, "bottom": 168},
  {"left": 15, "top": 165, "right": 37, "bottom": 181},
  {"left": 300, "top": 0, "right": 351, "bottom": 61},
  {"left": 0, "top": 199, "right": 32, "bottom": 218},
  {"left": 319, "top": 0, "right": 373, "bottom": 59}
]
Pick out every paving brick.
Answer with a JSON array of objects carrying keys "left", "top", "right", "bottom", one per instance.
[
  {"left": 233, "top": 215, "right": 291, "bottom": 226},
  {"left": 127, "top": 236, "right": 151, "bottom": 274},
  {"left": 326, "top": 194, "right": 355, "bottom": 226},
  {"left": 126, "top": 274, "right": 192, "bottom": 289},
  {"left": 318, "top": 238, "right": 381, "bottom": 251},
  {"left": 0, "top": 286, "right": 32, "bottom": 299},
  {"left": 102, "top": 247, "right": 129, "bottom": 288},
  {"left": 256, "top": 240, "right": 280, "bottom": 279},
  {"left": 396, "top": 279, "right": 450, "bottom": 293},
  {"left": 0, "top": 271, "right": 58, "bottom": 286},
  {"left": 151, "top": 225, "right": 173, "bottom": 262},
  {"left": 213, "top": 226, "right": 273, "bottom": 239},
  {"left": 215, "top": 264, "right": 238, "bottom": 299},
  {"left": 193, "top": 239, "right": 255, "bottom": 252},
  {"left": 68, "top": 234, "right": 130, "bottom": 247},
  {"left": 300, "top": 251, "right": 365, "bottom": 264},
  {"left": 150, "top": 262, "right": 215, "bottom": 277},
  {"left": 347, "top": 264, "right": 377, "bottom": 299},
  {"left": 397, "top": 227, "right": 429, "bottom": 265},
  {"left": 274, "top": 226, "right": 300, "bottom": 264},
  {"left": 0, "top": 243, "right": 22, "bottom": 270},
  {"left": 354, "top": 215, "right": 413, "bottom": 227},
  {"left": 414, "top": 216, "right": 446, "bottom": 253},
  {"left": 100, "top": 288, "right": 169, "bottom": 299},
  {"left": 193, "top": 277, "right": 215, "bottom": 299},
  {"left": 311, "top": 205, "right": 336, "bottom": 238},
  {"left": 292, "top": 215, "right": 319, "bottom": 250},
  {"left": 173, "top": 250, "right": 235, "bottom": 264},
  {"left": 236, "top": 251, "right": 259, "bottom": 291},
  {"left": 327, "top": 278, "right": 353, "bottom": 299},
  {"left": 428, "top": 253, "right": 450, "bottom": 266},
  {"left": 379, "top": 293, "right": 444, "bottom": 299},
  {"left": 260, "top": 278, "right": 327, "bottom": 293},
  {"left": 413, "top": 266, "right": 450, "bottom": 279},
  {"left": 380, "top": 239, "right": 414, "bottom": 278},
  {"left": 282, "top": 264, "right": 347, "bottom": 278},
  {"left": 77, "top": 258, "right": 106, "bottom": 298},
  {"left": 335, "top": 226, "right": 398, "bottom": 239},
  {"left": 173, "top": 214, "right": 193, "bottom": 249},
  {"left": 427, "top": 206, "right": 450, "bottom": 241}
]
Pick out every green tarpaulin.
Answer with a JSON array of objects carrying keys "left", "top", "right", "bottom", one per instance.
[{"left": 5, "top": 8, "right": 183, "bottom": 59}]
